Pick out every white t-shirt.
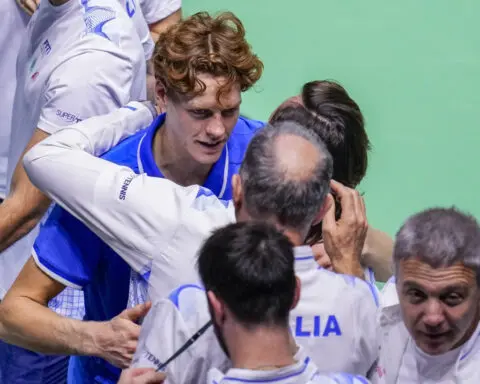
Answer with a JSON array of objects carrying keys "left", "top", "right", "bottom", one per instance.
[
  {"left": 0, "top": 0, "right": 145, "bottom": 298},
  {"left": 0, "top": 3, "right": 29, "bottom": 199}
]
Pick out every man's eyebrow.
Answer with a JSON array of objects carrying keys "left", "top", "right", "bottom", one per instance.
[
  {"left": 438, "top": 284, "right": 470, "bottom": 294},
  {"left": 402, "top": 280, "right": 470, "bottom": 295},
  {"left": 402, "top": 280, "right": 426, "bottom": 290}
]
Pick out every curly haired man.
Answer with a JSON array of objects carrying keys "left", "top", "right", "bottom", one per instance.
[{"left": 0, "top": 11, "right": 263, "bottom": 384}]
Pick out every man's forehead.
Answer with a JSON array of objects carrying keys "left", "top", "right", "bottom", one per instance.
[
  {"left": 182, "top": 87, "right": 240, "bottom": 108},
  {"left": 185, "top": 73, "right": 242, "bottom": 109},
  {"left": 398, "top": 258, "right": 476, "bottom": 290}
]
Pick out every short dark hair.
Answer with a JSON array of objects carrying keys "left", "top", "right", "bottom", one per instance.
[
  {"left": 239, "top": 121, "right": 333, "bottom": 234},
  {"left": 270, "top": 80, "right": 370, "bottom": 188},
  {"left": 197, "top": 221, "right": 296, "bottom": 327},
  {"left": 394, "top": 207, "right": 480, "bottom": 286}
]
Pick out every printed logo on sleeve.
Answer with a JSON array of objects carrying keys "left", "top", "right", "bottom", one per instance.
[
  {"left": 119, "top": 174, "right": 136, "bottom": 200},
  {"left": 41, "top": 39, "right": 52, "bottom": 56},
  {"left": 55, "top": 109, "right": 82, "bottom": 124}
]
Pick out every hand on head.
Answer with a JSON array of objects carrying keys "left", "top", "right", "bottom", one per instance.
[{"left": 321, "top": 180, "right": 368, "bottom": 278}]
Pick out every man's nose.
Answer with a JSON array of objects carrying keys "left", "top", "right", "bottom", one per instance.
[
  {"left": 423, "top": 299, "right": 445, "bottom": 328},
  {"left": 205, "top": 116, "right": 226, "bottom": 139}
]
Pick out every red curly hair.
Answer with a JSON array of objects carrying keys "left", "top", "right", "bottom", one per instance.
[{"left": 153, "top": 11, "right": 263, "bottom": 102}]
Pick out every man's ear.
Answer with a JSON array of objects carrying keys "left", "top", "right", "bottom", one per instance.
[
  {"left": 155, "top": 80, "right": 168, "bottom": 108},
  {"left": 291, "top": 276, "right": 301, "bottom": 310},
  {"left": 312, "top": 194, "right": 334, "bottom": 225},
  {"left": 232, "top": 174, "right": 243, "bottom": 212},
  {"left": 207, "top": 291, "right": 225, "bottom": 325}
]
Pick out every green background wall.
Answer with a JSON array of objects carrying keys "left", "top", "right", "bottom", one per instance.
[{"left": 183, "top": 0, "right": 480, "bottom": 236}]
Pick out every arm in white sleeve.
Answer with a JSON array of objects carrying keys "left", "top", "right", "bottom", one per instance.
[{"left": 23, "top": 102, "right": 202, "bottom": 272}]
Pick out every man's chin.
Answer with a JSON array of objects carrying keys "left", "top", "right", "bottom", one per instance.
[
  {"left": 416, "top": 337, "right": 453, "bottom": 356},
  {"left": 194, "top": 150, "right": 224, "bottom": 166}
]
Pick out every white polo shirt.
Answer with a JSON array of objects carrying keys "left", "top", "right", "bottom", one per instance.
[
  {"left": 0, "top": 3, "right": 29, "bottom": 199},
  {"left": 131, "top": 273, "right": 372, "bottom": 384},
  {"left": 0, "top": 0, "right": 145, "bottom": 298},
  {"left": 369, "top": 277, "right": 480, "bottom": 384}
]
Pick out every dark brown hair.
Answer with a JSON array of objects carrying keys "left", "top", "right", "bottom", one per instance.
[
  {"left": 153, "top": 12, "right": 263, "bottom": 102},
  {"left": 270, "top": 80, "right": 370, "bottom": 245}
]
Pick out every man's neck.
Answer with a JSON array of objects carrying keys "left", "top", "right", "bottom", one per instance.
[
  {"left": 226, "top": 324, "right": 297, "bottom": 371},
  {"left": 152, "top": 124, "right": 211, "bottom": 187}
]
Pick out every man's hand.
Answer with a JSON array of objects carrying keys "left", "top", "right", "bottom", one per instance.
[
  {"left": 16, "top": 0, "right": 39, "bottom": 16},
  {"left": 95, "top": 302, "right": 152, "bottom": 368},
  {"left": 118, "top": 368, "right": 166, "bottom": 384},
  {"left": 322, "top": 180, "right": 368, "bottom": 278}
]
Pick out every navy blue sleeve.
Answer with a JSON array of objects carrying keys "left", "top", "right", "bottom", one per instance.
[{"left": 33, "top": 205, "right": 102, "bottom": 288}]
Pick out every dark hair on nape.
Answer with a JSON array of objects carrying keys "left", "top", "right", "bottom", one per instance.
[
  {"left": 197, "top": 221, "right": 296, "bottom": 327},
  {"left": 394, "top": 207, "right": 480, "bottom": 286}
]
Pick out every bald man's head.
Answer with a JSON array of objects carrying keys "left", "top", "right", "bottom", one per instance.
[
  {"left": 273, "top": 133, "right": 323, "bottom": 183},
  {"left": 237, "top": 121, "right": 333, "bottom": 237}
]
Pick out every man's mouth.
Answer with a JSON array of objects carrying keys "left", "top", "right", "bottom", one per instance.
[
  {"left": 422, "top": 331, "right": 450, "bottom": 342},
  {"left": 197, "top": 140, "right": 224, "bottom": 150}
]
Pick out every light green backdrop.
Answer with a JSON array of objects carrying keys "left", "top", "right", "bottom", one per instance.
[{"left": 183, "top": 0, "right": 480, "bottom": 236}]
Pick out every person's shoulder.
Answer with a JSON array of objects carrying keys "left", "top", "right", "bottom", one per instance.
[
  {"left": 56, "top": 7, "right": 143, "bottom": 71},
  {"left": 100, "top": 128, "right": 148, "bottom": 167},
  {"left": 314, "top": 269, "right": 380, "bottom": 308},
  {"left": 227, "top": 116, "right": 265, "bottom": 163},
  {"left": 379, "top": 276, "right": 399, "bottom": 308},
  {"left": 167, "top": 284, "right": 206, "bottom": 309},
  {"left": 79, "top": 0, "right": 142, "bottom": 48},
  {"left": 166, "top": 284, "right": 210, "bottom": 332},
  {"left": 232, "top": 115, "right": 265, "bottom": 136},
  {"left": 48, "top": 47, "right": 134, "bottom": 96}
]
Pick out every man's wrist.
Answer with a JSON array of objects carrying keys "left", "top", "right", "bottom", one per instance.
[
  {"left": 78, "top": 321, "right": 109, "bottom": 357},
  {"left": 332, "top": 258, "right": 364, "bottom": 279}
]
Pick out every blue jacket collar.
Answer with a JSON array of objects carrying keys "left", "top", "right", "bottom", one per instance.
[{"left": 136, "top": 113, "right": 229, "bottom": 198}]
